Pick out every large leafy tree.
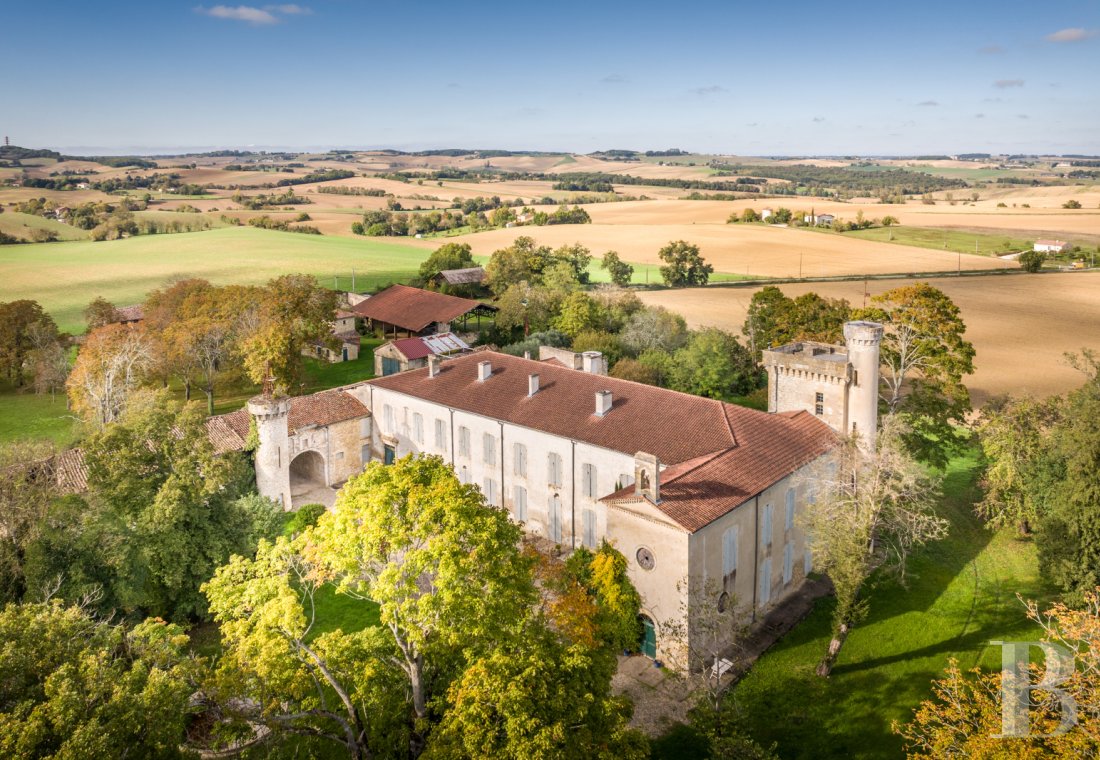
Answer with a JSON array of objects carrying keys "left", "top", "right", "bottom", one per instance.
[
  {"left": 205, "top": 456, "right": 645, "bottom": 758},
  {"left": 1034, "top": 356, "right": 1100, "bottom": 604},
  {"left": 0, "top": 299, "right": 59, "bottom": 386},
  {"left": 0, "top": 600, "right": 195, "bottom": 759},
  {"left": 76, "top": 390, "right": 256, "bottom": 620},
  {"left": 853, "top": 283, "right": 975, "bottom": 467},
  {"left": 619, "top": 306, "right": 689, "bottom": 356},
  {"left": 657, "top": 240, "right": 713, "bottom": 286},
  {"left": 0, "top": 441, "right": 59, "bottom": 604},
  {"left": 66, "top": 322, "right": 155, "bottom": 427},
  {"left": 668, "top": 328, "right": 759, "bottom": 399},
  {"left": 418, "top": 241, "right": 475, "bottom": 283},
  {"left": 741, "top": 287, "right": 850, "bottom": 359},
  {"left": 802, "top": 416, "right": 947, "bottom": 676},
  {"left": 975, "top": 394, "right": 1063, "bottom": 535}
]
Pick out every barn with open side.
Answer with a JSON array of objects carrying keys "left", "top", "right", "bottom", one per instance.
[{"left": 351, "top": 284, "right": 496, "bottom": 338}]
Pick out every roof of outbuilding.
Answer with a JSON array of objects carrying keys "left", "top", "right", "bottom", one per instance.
[
  {"left": 388, "top": 332, "right": 471, "bottom": 361},
  {"left": 115, "top": 304, "right": 144, "bottom": 322},
  {"left": 433, "top": 266, "right": 486, "bottom": 285},
  {"left": 351, "top": 284, "right": 492, "bottom": 332}
]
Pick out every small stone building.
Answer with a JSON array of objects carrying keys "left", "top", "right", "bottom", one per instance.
[{"left": 373, "top": 332, "right": 470, "bottom": 376}]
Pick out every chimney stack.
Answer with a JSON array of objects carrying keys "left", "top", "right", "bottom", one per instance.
[
  {"left": 595, "top": 390, "right": 612, "bottom": 417},
  {"left": 427, "top": 354, "right": 441, "bottom": 378},
  {"left": 528, "top": 373, "right": 540, "bottom": 396},
  {"left": 477, "top": 360, "right": 492, "bottom": 382},
  {"left": 581, "top": 351, "right": 606, "bottom": 375}
]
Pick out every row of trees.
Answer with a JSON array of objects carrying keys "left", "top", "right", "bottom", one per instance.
[{"left": 69, "top": 274, "right": 338, "bottom": 423}]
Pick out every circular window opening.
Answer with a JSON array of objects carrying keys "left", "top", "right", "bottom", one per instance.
[{"left": 636, "top": 547, "right": 655, "bottom": 571}]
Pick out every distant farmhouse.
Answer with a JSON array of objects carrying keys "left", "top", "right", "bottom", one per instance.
[
  {"left": 803, "top": 213, "right": 835, "bottom": 225},
  {"left": 231, "top": 320, "right": 883, "bottom": 666},
  {"left": 305, "top": 309, "right": 361, "bottom": 363},
  {"left": 1034, "top": 239, "right": 1070, "bottom": 254},
  {"left": 351, "top": 284, "right": 496, "bottom": 338}
]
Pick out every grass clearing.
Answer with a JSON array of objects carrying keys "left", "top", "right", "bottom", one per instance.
[
  {"left": 0, "top": 227, "right": 430, "bottom": 332},
  {"left": 839, "top": 225, "right": 1038, "bottom": 256},
  {"left": 0, "top": 386, "right": 79, "bottom": 447},
  {"left": 728, "top": 450, "right": 1051, "bottom": 759}
]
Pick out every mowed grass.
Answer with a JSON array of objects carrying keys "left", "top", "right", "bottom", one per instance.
[
  {"left": 0, "top": 227, "right": 431, "bottom": 332},
  {"left": 0, "top": 385, "right": 79, "bottom": 447},
  {"left": 839, "top": 225, "right": 1037, "bottom": 256},
  {"left": 729, "top": 450, "right": 1052, "bottom": 759}
]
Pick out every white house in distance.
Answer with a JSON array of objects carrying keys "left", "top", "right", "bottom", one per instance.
[
  {"left": 1034, "top": 239, "right": 1070, "bottom": 254},
  {"left": 760, "top": 207, "right": 773, "bottom": 221},
  {"left": 239, "top": 321, "right": 884, "bottom": 666},
  {"left": 803, "top": 213, "right": 835, "bottom": 225}
]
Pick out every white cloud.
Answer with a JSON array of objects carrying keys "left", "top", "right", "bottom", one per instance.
[
  {"left": 601, "top": 74, "right": 628, "bottom": 85},
  {"left": 1045, "top": 27, "right": 1097, "bottom": 43},
  {"left": 690, "top": 85, "right": 727, "bottom": 96},
  {"left": 994, "top": 79, "right": 1025, "bottom": 89},
  {"left": 917, "top": 100, "right": 939, "bottom": 107},
  {"left": 195, "top": 4, "right": 312, "bottom": 24}
]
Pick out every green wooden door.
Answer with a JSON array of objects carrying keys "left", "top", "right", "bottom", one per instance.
[
  {"left": 381, "top": 357, "right": 401, "bottom": 376},
  {"left": 639, "top": 616, "right": 657, "bottom": 659}
]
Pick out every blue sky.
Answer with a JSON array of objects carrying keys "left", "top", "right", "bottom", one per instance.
[{"left": 2, "top": 1, "right": 1098, "bottom": 154}]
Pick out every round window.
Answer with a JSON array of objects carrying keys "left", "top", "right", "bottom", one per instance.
[
  {"left": 717, "top": 592, "right": 730, "bottom": 613},
  {"left": 636, "top": 547, "right": 655, "bottom": 571}
]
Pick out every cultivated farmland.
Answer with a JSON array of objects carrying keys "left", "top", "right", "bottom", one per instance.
[{"left": 640, "top": 272, "right": 1100, "bottom": 405}]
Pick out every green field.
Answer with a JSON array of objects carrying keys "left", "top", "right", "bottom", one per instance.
[
  {"left": 837, "top": 225, "right": 1038, "bottom": 257},
  {"left": 729, "top": 450, "right": 1051, "bottom": 759},
  {"left": 0, "top": 227, "right": 431, "bottom": 333},
  {"left": 0, "top": 211, "right": 89, "bottom": 242}
]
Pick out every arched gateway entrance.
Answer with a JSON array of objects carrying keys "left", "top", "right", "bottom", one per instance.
[{"left": 289, "top": 450, "right": 334, "bottom": 508}]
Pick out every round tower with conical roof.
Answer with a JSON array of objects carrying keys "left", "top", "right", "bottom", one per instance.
[{"left": 247, "top": 394, "right": 292, "bottom": 509}]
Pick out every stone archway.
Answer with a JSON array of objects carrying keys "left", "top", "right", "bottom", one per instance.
[{"left": 289, "top": 450, "right": 334, "bottom": 508}]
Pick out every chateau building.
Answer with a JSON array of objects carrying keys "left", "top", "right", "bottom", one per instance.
[{"left": 239, "top": 321, "right": 884, "bottom": 665}]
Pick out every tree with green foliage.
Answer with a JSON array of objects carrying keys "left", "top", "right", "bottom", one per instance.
[
  {"left": 609, "top": 357, "right": 661, "bottom": 386},
  {"left": 418, "top": 241, "right": 476, "bottom": 283},
  {"left": 619, "top": 306, "right": 689, "bottom": 356},
  {"left": 1018, "top": 249, "right": 1046, "bottom": 272},
  {"left": 572, "top": 330, "right": 624, "bottom": 367},
  {"left": 1034, "top": 354, "right": 1100, "bottom": 603},
  {"left": 1063, "top": 199, "right": 1082, "bottom": 209},
  {"left": 601, "top": 250, "right": 634, "bottom": 287},
  {"left": 802, "top": 417, "right": 947, "bottom": 677},
  {"left": 83, "top": 296, "right": 120, "bottom": 331},
  {"left": 0, "top": 600, "right": 195, "bottom": 759},
  {"left": 741, "top": 286, "right": 850, "bottom": 359},
  {"left": 0, "top": 299, "right": 59, "bottom": 386},
  {"left": 74, "top": 390, "right": 256, "bottom": 620},
  {"left": 668, "top": 328, "right": 759, "bottom": 399},
  {"left": 485, "top": 236, "right": 552, "bottom": 294},
  {"left": 658, "top": 240, "right": 713, "bottom": 286},
  {"left": 975, "top": 394, "right": 1062, "bottom": 535},
  {"left": 553, "top": 292, "right": 604, "bottom": 337},
  {"left": 0, "top": 441, "right": 59, "bottom": 604},
  {"left": 853, "top": 283, "right": 975, "bottom": 468}
]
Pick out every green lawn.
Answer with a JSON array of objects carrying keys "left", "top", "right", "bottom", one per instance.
[
  {"left": 0, "top": 226, "right": 430, "bottom": 333},
  {"left": 0, "top": 386, "right": 79, "bottom": 446},
  {"left": 839, "top": 225, "right": 1038, "bottom": 257},
  {"left": 726, "top": 449, "right": 1052, "bottom": 759},
  {"left": 0, "top": 211, "right": 89, "bottom": 241}
]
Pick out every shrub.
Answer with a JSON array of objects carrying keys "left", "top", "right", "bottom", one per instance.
[{"left": 283, "top": 503, "right": 326, "bottom": 537}]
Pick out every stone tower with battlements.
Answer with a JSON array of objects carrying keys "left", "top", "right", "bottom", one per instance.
[
  {"left": 247, "top": 394, "right": 292, "bottom": 509},
  {"left": 762, "top": 320, "right": 884, "bottom": 448}
]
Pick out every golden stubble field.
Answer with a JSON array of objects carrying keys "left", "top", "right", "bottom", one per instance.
[
  {"left": 639, "top": 272, "right": 1100, "bottom": 405},
  {"left": 439, "top": 222, "right": 1015, "bottom": 278}
]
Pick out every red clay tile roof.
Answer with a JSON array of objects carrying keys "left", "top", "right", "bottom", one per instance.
[
  {"left": 114, "top": 305, "right": 144, "bottom": 322},
  {"left": 603, "top": 409, "right": 836, "bottom": 532},
  {"left": 367, "top": 351, "right": 827, "bottom": 468},
  {"left": 351, "top": 284, "right": 491, "bottom": 333},
  {"left": 389, "top": 332, "right": 470, "bottom": 361},
  {"left": 55, "top": 448, "right": 88, "bottom": 493},
  {"left": 217, "top": 389, "right": 370, "bottom": 443},
  {"left": 368, "top": 350, "right": 836, "bottom": 532}
]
